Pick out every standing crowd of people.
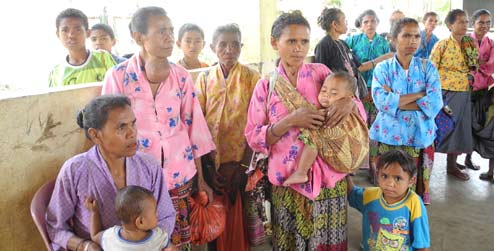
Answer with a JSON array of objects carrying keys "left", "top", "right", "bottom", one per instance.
[{"left": 44, "top": 5, "right": 494, "bottom": 251}]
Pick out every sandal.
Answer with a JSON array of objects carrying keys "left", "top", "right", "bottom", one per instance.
[
  {"left": 464, "top": 160, "right": 481, "bottom": 171},
  {"left": 479, "top": 172, "right": 494, "bottom": 181},
  {"left": 447, "top": 168, "right": 470, "bottom": 181}
]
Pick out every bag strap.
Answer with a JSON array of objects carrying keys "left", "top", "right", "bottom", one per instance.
[
  {"left": 266, "top": 71, "right": 277, "bottom": 115},
  {"left": 421, "top": 58, "right": 427, "bottom": 79}
]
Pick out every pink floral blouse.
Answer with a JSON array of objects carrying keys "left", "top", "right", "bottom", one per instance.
[
  {"left": 102, "top": 54, "right": 215, "bottom": 190},
  {"left": 245, "top": 63, "right": 347, "bottom": 200},
  {"left": 469, "top": 33, "right": 494, "bottom": 91}
]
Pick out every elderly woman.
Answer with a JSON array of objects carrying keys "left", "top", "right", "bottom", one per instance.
[
  {"left": 464, "top": 9, "right": 494, "bottom": 180},
  {"left": 194, "top": 23, "right": 260, "bottom": 250},
  {"left": 245, "top": 10, "right": 355, "bottom": 250},
  {"left": 431, "top": 9, "right": 479, "bottom": 181},
  {"left": 371, "top": 18, "right": 443, "bottom": 205},
  {"left": 345, "top": 9, "right": 393, "bottom": 182},
  {"left": 415, "top": 12, "right": 439, "bottom": 59},
  {"left": 102, "top": 7, "right": 215, "bottom": 250},
  {"left": 46, "top": 95, "right": 176, "bottom": 251}
]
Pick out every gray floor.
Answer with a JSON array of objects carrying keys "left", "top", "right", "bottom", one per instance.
[{"left": 252, "top": 153, "right": 494, "bottom": 251}]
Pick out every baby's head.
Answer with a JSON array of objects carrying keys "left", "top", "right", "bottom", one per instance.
[
  {"left": 115, "top": 186, "right": 158, "bottom": 231},
  {"left": 376, "top": 150, "right": 417, "bottom": 204},
  {"left": 318, "top": 71, "right": 356, "bottom": 108}
]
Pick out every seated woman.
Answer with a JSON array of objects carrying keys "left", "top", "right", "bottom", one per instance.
[{"left": 46, "top": 95, "right": 176, "bottom": 251}]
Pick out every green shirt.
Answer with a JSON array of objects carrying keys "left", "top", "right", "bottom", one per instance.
[{"left": 48, "top": 50, "right": 116, "bottom": 87}]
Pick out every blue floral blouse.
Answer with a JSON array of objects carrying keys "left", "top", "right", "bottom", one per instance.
[{"left": 370, "top": 56, "right": 443, "bottom": 148}]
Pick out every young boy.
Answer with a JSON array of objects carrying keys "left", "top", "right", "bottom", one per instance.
[
  {"left": 90, "top": 23, "right": 127, "bottom": 64},
  {"left": 176, "top": 23, "right": 209, "bottom": 69},
  {"left": 283, "top": 71, "right": 369, "bottom": 186},
  {"left": 85, "top": 186, "right": 172, "bottom": 251},
  {"left": 49, "top": 8, "right": 116, "bottom": 87},
  {"left": 348, "top": 150, "right": 430, "bottom": 251}
]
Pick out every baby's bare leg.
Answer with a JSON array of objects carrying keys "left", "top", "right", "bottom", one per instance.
[{"left": 283, "top": 146, "right": 318, "bottom": 186}]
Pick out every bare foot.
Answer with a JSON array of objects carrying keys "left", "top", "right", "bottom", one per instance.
[{"left": 283, "top": 170, "right": 308, "bottom": 186}]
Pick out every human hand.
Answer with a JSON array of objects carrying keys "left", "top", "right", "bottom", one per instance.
[
  {"left": 86, "top": 241, "right": 101, "bottom": 251},
  {"left": 163, "top": 243, "right": 179, "bottom": 251},
  {"left": 288, "top": 107, "right": 325, "bottom": 130},
  {"left": 382, "top": 84, "right": 392, "bottom": 93},
  {"left": 324, "top": 97, "right": 356, "bottom": 128},
  {"left": 197, "top": 179, "right": 214, "bottom": 206},
  {"left": 84, "top": 197, "right": 98, "bottom": 212}
]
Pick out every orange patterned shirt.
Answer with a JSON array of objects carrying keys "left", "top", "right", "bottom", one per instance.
[{"left": 195, "top": 63, "right": 260, "bottom": 166}]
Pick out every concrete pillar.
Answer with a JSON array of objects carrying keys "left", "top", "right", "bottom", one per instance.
[{"left": 259, "top": 0, "right": 278, "bottom": 64}]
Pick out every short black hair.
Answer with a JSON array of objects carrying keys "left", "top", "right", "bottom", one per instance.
[
  {"left": 115, "top": 186, "right": 155, "bottom": 224},
  {"left": 355, "top": 9, "right": 379, "bottom": 28},
  {"left": 56, "top": 8, "right": 89, "bottom": 31},
  {"left": 326, "top": 71, "right": 357, "bottom": 94},
  {"left": 471, "top": 9, "right": 491, "bottom": 26},
  {"left": 178, "top": 23, "right": 205, "bottom": 41},
  {"left": 422, "top": 11, "right": 438, "bottom": 22},
  {"left": 445, "top": 9, "right": 466, "bottom": 26},
  {"left": 76, "top": 95, "right": 131, "bottom": 139},
  {"left": 377, "top": 150, "right": 416, "bottom": 177},
  {"left": 130, "top": 6, "right": 167, "bottom": 34},
  {"left": 317, "top": 7, "right": 344, "bottom": 32},
  {"left": 391, "top": 17, "right": 419, "bottom": 39},
  {"left": 91, "top": 23, "right": 116, "bottom": 40},
  {"left": 271, "top": 10, "right": 310, "bottom": 40},
  {"left": 211, "top": 23, "right": 241, "bottom": 45}
]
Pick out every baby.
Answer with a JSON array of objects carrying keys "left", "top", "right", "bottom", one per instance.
[
  {"left": 85, "top": 185, "right": 172, "bottom": 251},
  {"left": 283, "top": 71, "right": 369, "bottom": 186}
]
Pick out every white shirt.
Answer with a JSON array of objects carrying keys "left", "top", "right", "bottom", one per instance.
[{"left": 101, "top": 226, "right": 169, "bottom": 251}]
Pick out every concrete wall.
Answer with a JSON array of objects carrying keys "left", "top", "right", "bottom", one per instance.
[{"left": 0, "top": 84, "right": 101, "bottom": 250}]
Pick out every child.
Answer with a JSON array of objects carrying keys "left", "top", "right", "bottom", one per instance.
[
  {"left": 90, "top": 23, "right": 127, "bottom": 64},
  {"left": 283, "top": 71, "right": 369, "bottom": 186},
  {"left": 348, "top": 150, "right": 430, "bottom": 251},
  {"left": 49, "top": 8, "right": 116, "bottom": 87},
  {"left": 85, "top": 185, "right": 172, "bottom": 251},
  {"left": 176, "top": 23, "right": 209, "bottom": 69}
]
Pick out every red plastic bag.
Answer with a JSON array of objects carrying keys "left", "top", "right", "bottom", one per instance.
[{"left": 189, "top": 191, "right": 226, "bottom": 245}]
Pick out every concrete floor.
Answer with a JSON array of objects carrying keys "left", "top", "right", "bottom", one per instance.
[{"left": 252, "top": 152, "right": 494, "bottom": 251}]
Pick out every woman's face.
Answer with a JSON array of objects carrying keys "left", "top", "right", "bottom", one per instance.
[
  {"left": 424, "top": 15, "right": 438, "bottom": 31},
  {"left": 473, "top": 14, "right": 492, "bottom": 38},
  {"left": 361, "top": 15, "right": 378, "bottom": 35},
  {"left": 271, "top": 24, "right": 310, "bottom": 68},
  {"left": 92, "top": 105, "right": 138, "bottom": 159},
  {"left": 449, "top": 14, "right": 468, "bottom": 36},
  {"left": 394, "top": 23, "right": 421, "bottom": 56},
  {"left": 333, "top": 14, "right": 348, "bottom": 35},
  {"left": 211, "top": 32, "right": 242, "bottom": 68},
  {"left": 138, "top": 15, "right": 175, "bottom": 59}
]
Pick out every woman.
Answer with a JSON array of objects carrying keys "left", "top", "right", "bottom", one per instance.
[
  {"left": 46, "top": 95, "right": 176, "bottom": 251},
  {"left": 371, "top": 18, "right": 443, "bottom": 205},
  {"left": 464, "top": 9, "right": 494, "bottom": 180},
  {"left": 431, "top": 9, "right": 479, "bottom": 181},
  {"left": 102, "top": 7, "right": 216, "bottom": 250},
  {"left": 195, "top": 23, "right": 260, "bottom": 250},
  {"left": 245, "top": 11, "right": 355, "bottom": 250},
  {"left": 415, "top": 12, "right": 439, "bottom": 59},
  {"left": 345, "top": 9, "right": 393, "bottom": 182}
]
